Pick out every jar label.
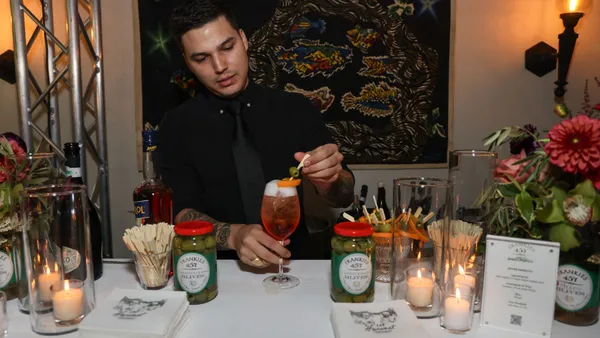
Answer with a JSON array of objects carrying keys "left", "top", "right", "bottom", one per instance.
[
  {"left": 556, "top": 264, "right": 599, "bottom": 311},
  {"left": 134, "top": 200, "right": 150, "bottom": 220},
  {"left": 0, "top": 251, "right": 14, "bottom": 289},
  {"left": 62, "top": 246, "right": 81, "bottom": 274},
  {"left": 175, "top": 252, "right": 215, "bottom": 294},
  {"left": 337, "top": 253, "right": 373, "bottom": 295}
]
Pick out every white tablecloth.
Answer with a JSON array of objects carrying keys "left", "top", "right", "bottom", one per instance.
[{"left": 6, "top": 260, "right": 599, "bottom": 337}]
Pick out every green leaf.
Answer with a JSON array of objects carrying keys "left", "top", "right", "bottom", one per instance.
[
  {"left": 497, "top": 128, "right": 513, "bottom": 146},
  {"left": 505, "top": 174, "right": 523, "bottom": 192},
  {"left": 473, "top": 185, "right": 493, "bottom": 207},
  {"left": 484, "top": 130, "right": 501, "bottom": 147},
  {"left": 570, "top": 179, "right": 596, "bottom": 206},
  {"left": 592, "top": 195, "right": 600, "bottom": 222},
  {"left": 551, "top": 186, "right": 568, "bottom": 204},
  {"left": 526, "top": 182, "right": 551, "bottom": 199},
  {"left": 497, "top": 183, "right": 520, "bottom": 198},
  {"left": 516, "top": 191, "right": 535, "bottom": 225},
  {"left": 518, "top": 156, "right": 540, "bottom": 176},
  {"left": 536, "top": 199, "right": 565, "bottom": 223},
  {"left": 549, "top": 222, "right": 582, "bottom": 251}
]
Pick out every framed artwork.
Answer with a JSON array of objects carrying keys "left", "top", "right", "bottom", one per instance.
[{"left": 136, "top": 0, "right": 454, "bottom": 168}]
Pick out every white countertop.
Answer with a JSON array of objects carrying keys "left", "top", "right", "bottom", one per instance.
[{"left": 6, "top": 260, "right": 599, "bottom": 337}]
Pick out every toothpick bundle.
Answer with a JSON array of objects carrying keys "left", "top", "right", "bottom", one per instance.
[
  {"left": 428, "top": 219, "right": 483, "bottom": 251},
  {"left": 123, "top": 222, "right": 175, "bottom": 288}
]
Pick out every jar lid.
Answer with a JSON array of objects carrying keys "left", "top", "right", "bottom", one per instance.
[
  {"left": 334, "top": 222, "right": 373, "bottom": 237},
  {"left": 175, "top": 221, "right": 214, "bottom": 236}
]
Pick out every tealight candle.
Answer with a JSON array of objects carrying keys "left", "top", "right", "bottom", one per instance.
[
  {"left": 454, "top": 265, "right": 476, "bottom": 289},
  {"left": 442, "top": 287, "right": 472, "bottom": 332},
  {"left": 52, "top": 280, "right": 84, "bottom": 323},
  {"left": 406, "top": 268, "right": 434, "bottom": 308},
  {"left": 38, "top": 265, "right": 61, "bottom": 302}
]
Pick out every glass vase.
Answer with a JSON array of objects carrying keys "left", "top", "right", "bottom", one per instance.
[
  {"left": 20, "top": 184, "right": 96, "bottom": 334},
  {"left": 448, "top": 150, "right": 496, "bottom": 312},
  {"left": 391, "top": 177, "right": 453, "bottom": 318}
]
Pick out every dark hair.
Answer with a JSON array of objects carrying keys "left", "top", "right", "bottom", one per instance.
[{"left": 169, "top": 0, "right": 239, "bottom": 49}]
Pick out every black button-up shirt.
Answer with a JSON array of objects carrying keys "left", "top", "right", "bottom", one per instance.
[{"left": 158, "top": 82, "right": 351, "bottom": 258}]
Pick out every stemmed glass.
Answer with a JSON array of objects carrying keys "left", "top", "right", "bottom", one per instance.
[{"left": 261, "top": 179, "right": 301, "bottom": 289}]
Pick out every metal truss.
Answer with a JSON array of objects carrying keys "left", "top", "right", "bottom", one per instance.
[{"left": 10, "top": 0, "right": 113, "bottom": 258}]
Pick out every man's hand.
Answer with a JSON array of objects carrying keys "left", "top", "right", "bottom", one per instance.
[
  {"left": 295, "top": 144, "right": 354, "bottom": 208},
  {"left": 230, "top": 224, "right": 291, "bottom": 268},
  {"left": 294, "top": 144, "right": 344, "bottom": 190}
]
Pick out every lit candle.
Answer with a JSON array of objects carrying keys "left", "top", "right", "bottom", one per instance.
[
  {"left": 38, "top": 265, "right": 61, "bottom": 302},
  {"left": 52, "top": 281, "right": 84, "bottom": 321},
  {"left": 443, "top": 288, "right": 471, "bottom": 331},
  {"left": 454, "top": 265, "right": 476, "bottom": 289},
  {"left": 406, "top": 269, "right": 434, "bottom": 307}
]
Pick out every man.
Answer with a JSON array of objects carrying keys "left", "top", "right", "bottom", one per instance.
[{"left": 159, "top": 0, "right": 354, "bottom": 268}]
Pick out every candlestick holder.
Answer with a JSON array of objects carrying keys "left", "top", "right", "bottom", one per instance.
[
  {"left": 20, "top": 185, "right": 96, "bottom": 335},
  {"left": 51, "top": 279, "right": 85, "bottom": 326},
  {"left": 440, "top": 283, "right": 475, "bottom": 334}
]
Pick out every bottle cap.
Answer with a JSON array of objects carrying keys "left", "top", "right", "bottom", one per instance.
[
  {"left": 334, "top": 222, "right": 373, "bottom": 237},
  {"left": 175, "top": 221, "right": 214, "bottom": 236},
  {"left": 378, "top": 182, "right": 384, "bottom": 188},
  {"left": 142, "top": 130, "right": 158, "bottom": 152}
]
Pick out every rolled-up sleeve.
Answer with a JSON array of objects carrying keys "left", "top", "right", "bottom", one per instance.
[{"left": 158, "top": 111, "right": 204, "bottom": 217}]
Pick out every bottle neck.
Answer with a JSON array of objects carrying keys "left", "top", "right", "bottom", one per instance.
[{"left": 142, "top": 150, "right": 156, "bottom": 180}]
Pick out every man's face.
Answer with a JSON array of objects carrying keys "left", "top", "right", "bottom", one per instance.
[{"left": 181, "top": 15, "right": 249, "bottom": 98}]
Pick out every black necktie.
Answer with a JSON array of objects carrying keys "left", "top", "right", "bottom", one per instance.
[{"left": 227, "top": 100, "right": 265, "bottom": 225}]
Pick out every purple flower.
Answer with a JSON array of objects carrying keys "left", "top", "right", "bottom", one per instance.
[{"left": 510, "top": 124, "right": 537, "bottom": 155}]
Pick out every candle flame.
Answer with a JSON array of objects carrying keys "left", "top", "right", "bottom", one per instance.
[
  {"left": 417, "top": 251, "right": 421, "bottom": 260},
  {"left": 569, "top": 0, "right": 578, "bottom": 12},
  {"left": 54, "top": 262, "right": 59, "bottom": 272},
  {"left": 417, "top": 269, "right": 422, "bottom": 279},
  {"left": 458, "top": 264, "right": 465, "bottom": 275},
  {"left": 456, "top": 287, "right": 461, "bottom": 301},
  {"left": 43, "top": 265, "right": 50, "bottom": 274},
  {"left": 64, "top": 281, "right": 70, "bottom": 292}
]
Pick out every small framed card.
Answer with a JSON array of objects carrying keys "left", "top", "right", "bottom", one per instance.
[{"left": 480, "top": 235, "right": 560, "bottom": 337}]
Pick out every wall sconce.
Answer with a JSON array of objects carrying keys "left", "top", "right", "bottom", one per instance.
[
  {"left": 0, "top": 49, "right": 16, "bottom": 84},
  {"left": 525, "top": 0, "right": 592, "bottom": 98}
]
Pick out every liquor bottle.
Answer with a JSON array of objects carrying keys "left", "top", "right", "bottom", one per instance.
[
  {"left": 337, "top": 194, "right": 361, "bottom": 223},
  {"left": 376, "top": 182, "right": 390, "bottom": 219},
  {"left": 358, "top": 185, "right": 368, "bottom": 208},
  {"left": 63, "top": 142, "right": 103, "bottom": 280},
  {"left": 133, "top": 130, "right": 173, "bottom": 226},
  {"left": 554, "top": 221, "right": 599, "bottom": 326}
]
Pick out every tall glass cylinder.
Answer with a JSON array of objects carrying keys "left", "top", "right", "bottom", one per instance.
[
  {"left": 448, "top": 150, "right": 497, "bottom": 312},
  {"left": 16, "top": 153, "right": 64, "bottom": 314},
  {"left": 20, "top": 184, "right": 95, "bottom": 335},
  {"left": 391, "top": 178, "right": 453, "bottom": 318}
]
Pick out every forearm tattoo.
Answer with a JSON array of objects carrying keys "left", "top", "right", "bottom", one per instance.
[
  {"left": 179, "top": 210, "right": 231, "bottom": 250},
  {"left": 321, "top": 170, "right": 355, "bottom": 208}
]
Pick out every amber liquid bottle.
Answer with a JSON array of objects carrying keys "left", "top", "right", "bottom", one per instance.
[{"left": 133, "top": 130, "right": 173, "bottom": 226}]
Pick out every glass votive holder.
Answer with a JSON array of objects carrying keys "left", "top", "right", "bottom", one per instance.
[
  {"left": 405, "top": 267, "right": 435, "bottom": 311},
  {"left": 0, "top": 291, "right": 8, "bottom": 337},
  {"left": 51, "top": 279, "right": 85, "bottom": 326},
  {"left": 440, "top": 283, "right": 475, "bottom": 334},
  {"left": 132, "top": 250, "right": 171, "bottom": 290}
]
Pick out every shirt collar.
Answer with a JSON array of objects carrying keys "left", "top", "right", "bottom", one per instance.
[{"left": 203, "top": 79, "right": 260, "bottom": 114}]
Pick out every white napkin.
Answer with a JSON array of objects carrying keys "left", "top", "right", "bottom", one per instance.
[
  {"left": 330, "top": 300, "right": 431, "bottom": 338},
  {"left": 79, "top": 288, "right": 189, "bottom": 338}
]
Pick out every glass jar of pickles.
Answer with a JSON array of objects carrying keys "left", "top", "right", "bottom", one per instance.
[
  {"left": 173, "top": 221, "right": 218, "bottom": 304},
  {"left": 331, "top": 222, "right": 375, "bottom": 303}
]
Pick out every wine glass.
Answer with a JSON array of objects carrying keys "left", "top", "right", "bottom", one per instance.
[{"left": 261, "top": 179, "right": 301, "bottom": 289}]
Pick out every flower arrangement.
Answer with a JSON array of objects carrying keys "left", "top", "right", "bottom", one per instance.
[
  {"left": 477, "top": 115, "right": 600, "bottom": 255},
  {"left": 0, "top": 132, "right": 56, "bottom": 233}
]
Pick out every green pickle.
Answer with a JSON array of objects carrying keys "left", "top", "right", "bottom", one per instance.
[
  {"left": 331, "top": 222, "right": 375, "bottom": 303},
  {"left": 173, "top": 221, "right": 218, "bottom": 305}
]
